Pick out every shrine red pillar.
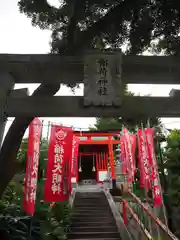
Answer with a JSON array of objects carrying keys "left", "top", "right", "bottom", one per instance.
[
  {"left": 108, "top": 136, "right": 116, "bottom": 189},
  {"left": 76, "top": 157, "right": 79, "bottom": 183}
]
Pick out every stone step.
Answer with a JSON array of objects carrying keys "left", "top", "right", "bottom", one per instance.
[
  {"left": 74, "top": 205, "right": 109, "bottom": 209},
  {"left": 74, "top": 199, "right": 107, "bottom": 202},
  {"left": 74, "top": 203, "right": 109, "bottom": 207},
  {"left": 75, "top": 197, "right": 107, "bottom": 200},
  {"left": 75, "top": 194, "right": 106, "bottom": 197},
  {"left": 68, "top": 232, "right": 120, "bottom": 239},
  {"left": 75, "top": 193, "right": 104, "bottom": 196},
  {"left": 73, "top": 205, "right": 109, "bottom": 209},
  {"left": 75, "top": 194, "right": 105, "bottom": 196},
  {"left": 72, "top": 212, "right": 112, "bottom": 217},
  {"left": 70, "top": 192, "right": 120, "bottom": 239},
  {"left": 68, "top": 239, "right": 120, "bottom": 240},
  {"left": 74, "top": 201, "right": 108, "bottom": 205},
  {"left": 72, "top": 214, "right": 112, "bottom": 218},
  {"left": 71, "top": 216, "right": 114, "bottom": 222},
  {"left": 76, "top": 195, "right": 106, "bottom": 200},
  {"left": 73, "top": 202, "right": 110, "bottom": 209},
  {"left": 74, "top": 203, "right": 108, "bottom": 207},
  {"left": 73, "top": 206, "right": 111, "bottom": 212},
  {"left": 75, "top": 197, "right": 106, "bottom": 199},
  {"left": 75, "top": 196, "right": 105, "bottom": 199},
  {"left": 73, "top": 209, "right": 110, "bottom": 214},
  {"left": 73, "top": 210, "right": 112, "bottom": 215},
  {"left": 74, "top": 202, "right": 108, "bottom": 206},
  {"left": 75, "top": 196, "right": 105, "bottom": 198},
  {"left": 71, "top": 226, "right": 117, "bottom": 233},
  {"left": 72, "top": 221, "right": 115, "bottom": 227}
]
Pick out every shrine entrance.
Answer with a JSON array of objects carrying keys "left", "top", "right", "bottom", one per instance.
[
  {"left": 0, "top": 50, "right": 179, "bottom": 240},
  {"left": 74, "top": 131, "right": 118, "bottom": 184},
  {"left": 78, "top": 153, "right": 96, "bottom": 182}
]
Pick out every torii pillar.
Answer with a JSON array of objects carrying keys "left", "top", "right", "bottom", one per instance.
[
  {"left": 83, "top": 51, "right": 122, "bottom": 188},
  {"left": 0, "top": 73, "right": 15, "bottom": 147}
]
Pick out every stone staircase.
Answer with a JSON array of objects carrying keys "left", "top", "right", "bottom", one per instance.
[{"left": 68, "top": 191, "right": 121, "bottom": 240}]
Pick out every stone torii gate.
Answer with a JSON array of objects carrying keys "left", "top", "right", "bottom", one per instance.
[
  {"left": 0, "top": 50, "right": 180, "bottom": 142},
  {"left": 1, "top": 51, "right": 180, "bottom": 117},
  {"left": 0, "top": 50, "right": 179, "bottom": 239},
  {"left": 1, "top": 50, "right": 180, "bottom": 139}
]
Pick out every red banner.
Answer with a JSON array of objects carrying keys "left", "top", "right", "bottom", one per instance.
[
  {"left": 44, "top": 125, "right": 73, "bottom": 202},
  {"left": 123, "top": 128, "right": 136, "bottom": 183},
  {"left": 137, "top": 130, "right": 145, "bottom": 188},
  {"left": 137, "top": 129, "right": 150, "bottom": 191},
  {"left": 122, "top": 199, "right": 128, "bottom": 225},
  {"left": 120, "top": 136, "right": 127, "bottom": 174},
  {"left": 23, "top": 118, "right": 42, "bottom": 215},
  {"left": 145, "top": 128, "right": 162, "bottom": 206},
  {"left": 71, "top": 136, "right": 80, "bottom": 178},
  {"left": 130, "top": 134, "right": 136, "bottom": 177},
  {"left": 145, "top": 128, "right": 158, "bottom": 180},
  {"left": 153, "top": 184, "right": 162, "bottom": 206}
]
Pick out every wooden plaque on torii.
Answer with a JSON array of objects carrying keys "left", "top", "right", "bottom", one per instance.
[{"left": 83, "top": 51, "right": 122, "bottom": 107}]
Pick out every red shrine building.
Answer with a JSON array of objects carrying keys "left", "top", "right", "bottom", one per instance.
[{"left": 73, "top": 131, "right": 120, "bottom": 184}]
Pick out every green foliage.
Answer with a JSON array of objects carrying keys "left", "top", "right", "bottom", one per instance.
[
  {"left": 0, "top": 180, "right": 24, "bottom": 218},
  {"left": 17, "top": 138, "right": 28, "bottom": 170},
  {"left": 0, "top": 215, "right": 42, "bottom": 240},
  {"left": 43, "top": 202, "right": 72, "bottom": 240},
  {"left": 161, "top": 129, "right": 180, "bottom": 236},
  {"left": 91, "top": 85, "right": 162, "bottom": 132},
  {"left": 0, "top": 179, "right": 42, "bottom": 240},
  {"left": 89, "top": 85, "right": 131, "bottom": 130},
  {"left": 16, "top": 138, "right": 48, "bottom": 177},
  {"left": 17, "top": 0, "right": 180, "bottom": 55},
  {"left": 92, "top": 118, "right": 123, "bottom": 131},
  {"left": 164, "top": 129, "right": 180, "bottom": 205},
  {"left": 0, "top": 181, "right": 72, "bottom": 240},
  {"left": 0, "top": 137, "right": 72, "bottom": 240},
  {"left": 93, "top": 115, "right": 162, "bottom": 133},
  {"left": 2, "top": 181, "right": 22, "bottom": 205}
]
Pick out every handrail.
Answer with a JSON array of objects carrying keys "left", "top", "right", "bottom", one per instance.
[
  {"left": 126, "top": 203, "right": 152, "bottom": 239},
  {"left": 69, "top": 187, "right": 77, "bottom": 208},
  {"left": 104, "top": 188, "right": 134, "bottom": 240},
  {"left": 127, "top": 191, "right": 179, "bottom": 240}
]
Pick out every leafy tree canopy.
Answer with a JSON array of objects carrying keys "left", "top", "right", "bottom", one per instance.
[
  {"left": 18, "top": 0, "right": 180, "bottom": 55},
  {"left": 91, "top": 86, "right": 162, "bottom": 132},
  {"left": 163, "top": 129, "right": 180, "bottom": 236},
  {"left": 0, "top": 0, "right": 179, "bottom": 198},
  {"left": 164, "top": 129, "right": 180, "bottom": 205},
  {"left": 91, "top": 116, "right": 162, "bottom": 132}
]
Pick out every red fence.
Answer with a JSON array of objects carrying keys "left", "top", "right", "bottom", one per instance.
[{"left": 122, "top": 190, "right": 178, "bottom": 240}]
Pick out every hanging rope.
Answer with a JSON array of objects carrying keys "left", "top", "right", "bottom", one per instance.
[{"left": 78, "top": 155, "right": 82, "bottom": 172}]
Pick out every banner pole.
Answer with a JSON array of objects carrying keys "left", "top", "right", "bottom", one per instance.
[
  {"left": 146, "top": 119, "right": 168, "bottom": 231},
  {"left": 28, "top": 216, "right": 33, "bottom": 240},
  {"left": 46, "top": 121, "right": 50, "bottom": 141}
]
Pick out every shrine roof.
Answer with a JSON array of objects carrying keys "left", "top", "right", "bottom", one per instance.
[{"left": 73, "top": 130, "right": 120, "bottom": 136}]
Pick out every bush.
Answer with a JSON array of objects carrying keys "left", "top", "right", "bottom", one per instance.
[
  {"left": 0, "top": 215, "right": 41, "bottom": 240},
  {"left": 0, "top": 180, "right": 72, "bottom": 240},
  {"left": 0, "top": 201, "right": 72, "bottom": 240},
  {"left": 42, "top": 201, "right": 72, "bottom": 240}
]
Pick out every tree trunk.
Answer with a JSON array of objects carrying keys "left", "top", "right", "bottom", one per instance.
[
  {"left": 53, "top": 1, "right": 130, "bottom": 54},
  {"left": 0, "top": 1, "right": 131, "bottom": 198},
  {"left": 157, "top": 140, "right": 174, "bottom": 230},
  {"left": 0, "top": 84, "right": 60, "bottom": 198}
]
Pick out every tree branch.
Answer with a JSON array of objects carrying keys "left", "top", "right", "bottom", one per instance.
[
  {"left": 18, "top": 0, "right": 64, "bottom": 28},
  {"left": 0, "top": 0, "right": 134, "bottom": 197},
  {"left": 66, "top": 0, "right": 83, "bottom": 45},
  {"left": 62, "top": 0, "right": 133, "bottom": 54},
  {"left": 19, "top": 0, "right": 59, "bottom": 14},
  {"left": 0, "top": 83, "right": 60, "bottom": 198}
]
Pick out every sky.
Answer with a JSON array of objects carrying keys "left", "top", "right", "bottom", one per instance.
[{"left": 1, "top": 0, "right": 180, "bottom": 139}]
